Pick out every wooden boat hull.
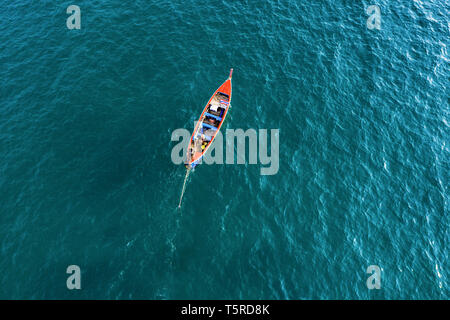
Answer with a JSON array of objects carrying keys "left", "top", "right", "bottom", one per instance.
[{"left": 187, "top": 69, "right": 233, "bottom": 169}]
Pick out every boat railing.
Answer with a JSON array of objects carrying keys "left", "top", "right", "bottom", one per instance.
[
  {"left": 204, "top": 112, "right": 222, "bottom": 121},
  {"left": 202, "top": 122, "right": 218, "bottom": 131}
]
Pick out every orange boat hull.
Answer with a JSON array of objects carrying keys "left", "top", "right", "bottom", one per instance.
[{"left": 187, "top": 69, "right": 233, "bottom": 168}]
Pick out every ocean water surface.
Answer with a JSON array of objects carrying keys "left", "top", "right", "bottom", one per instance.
[{"left": 0, "top": 0, "right": 448, "bottom": 299}]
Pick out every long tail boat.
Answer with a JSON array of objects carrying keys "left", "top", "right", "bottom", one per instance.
[
  {"left": 186, "top": 69, "right": 233, "bottom": 169},
  {"left": 178, "top": 69, "right": 233, "bottom": 208}
]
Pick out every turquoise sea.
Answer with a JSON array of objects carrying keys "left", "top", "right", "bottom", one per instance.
[{"left": 0, "top": 0, "right": 448, "bottom": 299}]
